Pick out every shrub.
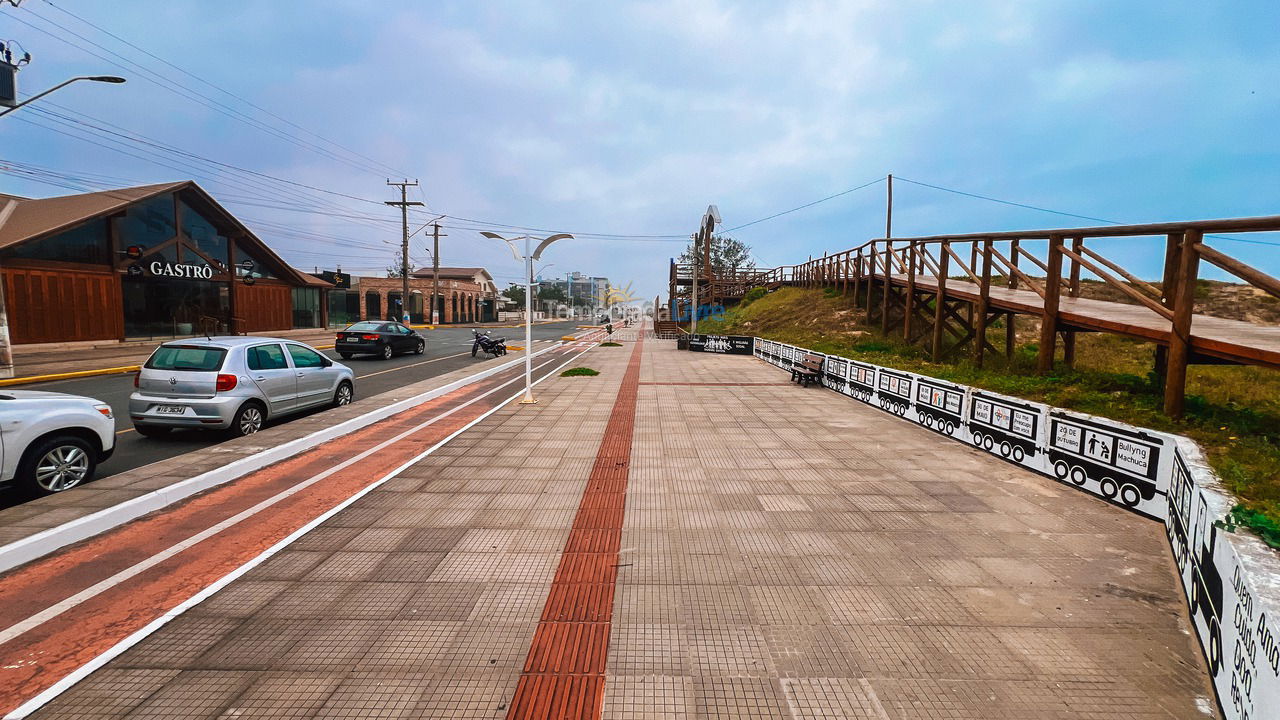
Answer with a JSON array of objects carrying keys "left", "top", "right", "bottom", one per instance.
[
  {"left": 741, "top": 287, "right": 768, "bottom": 306},
  {"left": 561, "top": 367, "right": 599, "bottom": 377}
]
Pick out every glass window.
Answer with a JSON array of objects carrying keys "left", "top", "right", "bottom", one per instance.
[
  {"left": 234, "top": 242, "right": 277, "bottom": 279},
  {"left": 4, "top": 218, "right": 110, "bottom": 265},
  {"left": 287, "top": 344, "right": 325, "bottom": 368},
  {"left": 118, "top": 193, "right": 176, "bottom": 256},
  {"left": 145, "top": 345, "right": 227, "bottom": 371},
  {"left": 123, "top": 277, "right": 230, "bottom": 339},
  {"left": 291, "top": 287, "right": 321, "bottom": 328},
  {"left": 247, "top": 344, "right": 288, "bottom": 371},
  {"left": 180, "top": 199, "right": 229, "bottom": 268},
  {"left": 344, "top": 321, "right": 384, "bottom": 333}
]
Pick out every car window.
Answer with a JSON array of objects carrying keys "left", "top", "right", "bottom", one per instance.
[
  {"left": 398, "top": 325, "right": 414, "bottom": 335},
  {"left": 345, "top": 321, "right": 383, "bottom": 332},
  {"left": 287, "top": 344, "right": 326, "bottom": 368},
  {"left": 247, "top": 344, "right": 288, "bottom": 371},
  {"left": 146, "top": 345, "right": 227, "bottom": 371}
]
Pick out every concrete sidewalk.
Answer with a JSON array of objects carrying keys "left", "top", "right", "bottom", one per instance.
[{"left": 25, "top": 335, "right": 1216, "bottom": 719}]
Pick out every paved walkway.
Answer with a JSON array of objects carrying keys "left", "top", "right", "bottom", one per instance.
[{"left": 19, "top": 333, "right": 1216, "bottom": 719}]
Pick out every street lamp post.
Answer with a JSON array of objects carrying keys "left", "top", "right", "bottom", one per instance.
[
  {"left": 0, "top": 75, "right": 126, "bottom": 118},
  {"left": 481, "top": 231, "right": 572, "bottom": 404},
  {"left": 0, "top": 74, "right": 125, "bottom": 378}
]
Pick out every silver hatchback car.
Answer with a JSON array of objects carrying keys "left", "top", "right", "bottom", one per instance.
[{"left": 129, "top": 337, "right": 355, "bottom": 438}]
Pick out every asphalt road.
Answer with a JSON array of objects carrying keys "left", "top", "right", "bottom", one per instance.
[{"left": 4, "top": 322, "right": 579, "bottom": 497}]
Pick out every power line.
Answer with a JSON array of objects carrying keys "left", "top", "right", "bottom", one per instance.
[
  {"left": 723, "top": 176, "right": 886, "bottom": 233},
  {"left": 896, "top": 176, "right": 1280, "bottom": 247},
  {"left": 38, "top": 0, "right": 409, "bottom": 178}
]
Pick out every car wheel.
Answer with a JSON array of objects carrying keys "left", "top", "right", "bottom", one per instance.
[
  {"left": 339, "top": 352, "right": 353, "bottom": 360},
  {"left": 414, "top": 340, "right": 425, "bottom": 355},
  {"left": 134, "top": 425, "right": 170, "bottom": 438},
  {"left": 333, "top": 381, "right": 354, "bottom": 408},
  {"left": 21, "top": 435, "right": 96, "bottom": 494},
  {"left": 230, "top": 402, "right": 265, "bottom": 437},
  {"left": 380, "top": 344, "right": 393, "bottom": 360}
]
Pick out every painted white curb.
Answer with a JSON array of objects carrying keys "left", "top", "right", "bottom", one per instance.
[{"left": 0, "top": 343, "right": 563, "bottom": 575}]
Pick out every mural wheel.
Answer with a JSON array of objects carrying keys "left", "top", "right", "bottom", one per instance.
[
  {"left": 1119, "top": 484, "right": 1142, "bottom": 507},
  {"left": 999, "top": 441, "right": 1012, "bottom": 458},
  {"left": 971, "top": 431, "right": 984, "bottom": 447},
  {"left": 924, "top": 415, "right": 935, "bottom": 428},
  {"left": 1012, "top": 446, "right": 1026, "bottom": 463},
  {"left": 1069, "top": 466, "right": 1088, "bottom": 486},
  {"left": 983, "top": 435, "right": 995, "bottom": 451},
  {"left": 1190, "top": 575, "right": 1200, "bottom": 608},
  {"left": 1209, "top": 618, "right": 1222, "bottom": 672},
  {"left": 1053, "top": 460, "right": 1070, "bottom": 479},
  {"left": 944, "top": 420, "right": 955, "bottom": 435},
  {"left": 1099, "top": 477, "right": 1119, "bottom": 499}
]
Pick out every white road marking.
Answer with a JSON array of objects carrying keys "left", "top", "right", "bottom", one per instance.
[
  {"left": 0, "top": 352, "right": 567, "bottom": 648},
  {"left": 4, "top": 341, "right": 594, "bottom": 720}
]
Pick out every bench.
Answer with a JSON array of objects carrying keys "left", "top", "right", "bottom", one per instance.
[{"left": 791, "top": 354, "right": 824, "bottom": 387}]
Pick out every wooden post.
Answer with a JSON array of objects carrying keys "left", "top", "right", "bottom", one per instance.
[
  {"left": 866, "top": 242, "right": 878, "bottom": 320},
  {"left": 931, "top": 241, "right": 950, "bottom": 359},
  {"left": 904, "top": 241, "right": 917, "bottom": 341},
  {"left": 1154, "top": 233, "right": 1183, "bottom": 389},
  {"left": 975, "top": 238, "right": 992, "bottom": 367},
  {"left": 1164, "top": 230, "right": 1201, "bottom": 417},
  {"left": 1036, "top": 235, "right": 1064, "bottom": 373},
  {"left": 852, "top": 251, "right": 862, "bottom": 308},
  {"left": 881, "top": 240, "right": 893, "bottom": 334},
  {"left": 1006, "top": 239, "right": 1019, "bottom": 361},
  {"left": 1063, "top": 236, "right": 1083, "bottom": 368}
]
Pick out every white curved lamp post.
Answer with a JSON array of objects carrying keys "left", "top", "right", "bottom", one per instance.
[{"left": 480, "top": 231, "right": 573, "bottom": 404}]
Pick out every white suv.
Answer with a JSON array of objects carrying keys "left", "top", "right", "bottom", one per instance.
[{"left": 0, "top": 390, "right": 116, "bottom": 495}]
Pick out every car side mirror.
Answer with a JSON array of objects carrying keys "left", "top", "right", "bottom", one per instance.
[{"left": 321, "top": 357, "right": 333, "bottom": 367}]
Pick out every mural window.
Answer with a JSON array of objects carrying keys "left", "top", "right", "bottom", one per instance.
[
  {"left": 118, "top": 193, "right": 176, "bottom": 257},
  {"left": 4, "top": 218, "right": 109, "bottom": 264},
  {"left": 179, "top": 199, "right": 229, "bottom": 268}
]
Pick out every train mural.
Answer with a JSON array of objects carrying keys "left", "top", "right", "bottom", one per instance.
[
  {"left": 749, "top": 338, "right": 1280, "bottom": 720},
  {"left": 968, "top": 390, "right": 1041, "bottom": 471}
]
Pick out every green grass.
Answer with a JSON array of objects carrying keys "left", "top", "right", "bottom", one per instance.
[
  {"left": 561, "top": 367, "right": 600, "bottom": 377},
  {"left": 599, "top": 341, "right": 623, "bottom": 347},
  {"left": 700, "top": 286, "right": 1280, "bottom": 535}
]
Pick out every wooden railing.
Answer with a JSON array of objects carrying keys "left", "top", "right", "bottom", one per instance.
[{"left": 735, "top": 214, "right": 1280, "bottom": 417}]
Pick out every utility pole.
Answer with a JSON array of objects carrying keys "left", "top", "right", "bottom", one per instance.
[
  {"left": 690, "top": 232, "right": 700, "bottom": 335},
  {"left": 431, "top": 222, "right": 446, "bottom": 325},
  {"left": 886, "top": 173, "right": 893, "bottom": 240},
  {"left": 385, "top": 180, "right": 423, "bottom": 324}
]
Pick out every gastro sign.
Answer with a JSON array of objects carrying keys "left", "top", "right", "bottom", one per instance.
[{"left": 148, "top": 261, "right": 215, "bottom": 279}]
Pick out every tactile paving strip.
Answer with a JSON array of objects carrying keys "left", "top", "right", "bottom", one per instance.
[{"left": 505, "top": 333, "right": 643, "bottom": 720}]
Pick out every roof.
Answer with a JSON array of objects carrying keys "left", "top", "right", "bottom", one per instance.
[
  {"left": 410, "top": 266, "right": 494, "bottom": 283},
  {"left": 0, "top": 183, "right": 184, "bottom": 250},
  {"left": 0, "top": 181, "right": 329, "bottom": 289}
]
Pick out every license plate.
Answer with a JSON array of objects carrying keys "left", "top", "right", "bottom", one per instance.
[{"left": 156, "top": 405, "right": 187, "bottom": 415}]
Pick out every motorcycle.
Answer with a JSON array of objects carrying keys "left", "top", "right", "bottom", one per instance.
[{"left": 472, "top": 329, "right": 507, "bottom": 358}]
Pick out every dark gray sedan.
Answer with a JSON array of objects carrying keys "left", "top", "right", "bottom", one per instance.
[{"left": 334, "top": 321, "right": 426, "bottom": 360}]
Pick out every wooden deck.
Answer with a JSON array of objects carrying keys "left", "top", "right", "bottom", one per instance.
[{"left": 878, "top": 272, "right": 1280, "bottom": 369}]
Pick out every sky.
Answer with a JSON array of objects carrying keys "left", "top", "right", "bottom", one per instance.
[{"left": 3, "top": 0, "right": 1279, "bottom": 302}]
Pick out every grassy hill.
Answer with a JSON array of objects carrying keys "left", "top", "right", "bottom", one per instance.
[{"left": 696, "top": 286, "right": 1280, "bottom": 542}]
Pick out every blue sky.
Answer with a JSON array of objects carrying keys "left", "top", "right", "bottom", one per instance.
[{"left": 3, "top": 1, "right": 1278, "bottom": 301}]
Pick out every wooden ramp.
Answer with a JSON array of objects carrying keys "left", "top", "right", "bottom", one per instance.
[
  {"left": 737, "top": 213, "right": 1280, "bottom": 416},
  {"left": 892, "top": 273, "right": 1280, "bottom": 369}
]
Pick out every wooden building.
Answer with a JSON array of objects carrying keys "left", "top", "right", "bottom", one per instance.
[{"left": 0, "top": 182, "right": 330, "bottom": 346}]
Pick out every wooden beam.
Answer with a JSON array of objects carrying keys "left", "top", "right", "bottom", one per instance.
[
  {"left": 975, "top": 238, "right": 992, "bottom": 367},
  {"left": 866, "top": 243, "right": 877, "bottom": 317},
  {"left": 881, "top": 240, "right": 893, "bottom": 334},
  {"left": 1058, "top": 244, "right": 1174, "bottom": 320},
  {"left": 1036, "top": 235, "right": 1064, "bottom": 373},
  {"left": 1079, "top": 244, "right": 1162, "bottom": 300},
  {"left": 1063, "top": 237, "right": 1083, "bottom": 368},
  {"left": 931, "top": 241, "right": 950, "bottom": 359},
  {"left": 1007, "top": 239, "right": 1019, "bottom": 361},
  {"left": 1198, "top": 243, "right": 1280, "bottom": 301},
  {"left": 1017, "top": 245, "right": 1050, "bottom": 274},
  {"left": 989, "top": 245, "right": 1045, "bottom": 298},
  {"left": 904, "top": 241, "right": 917, "bottom": 341},
  {"left": 1165, "top": 229, "right": 1202, "bottom": 417},
  {"left": 942, "top": 244, "right": 982, "bottom": 285}
]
